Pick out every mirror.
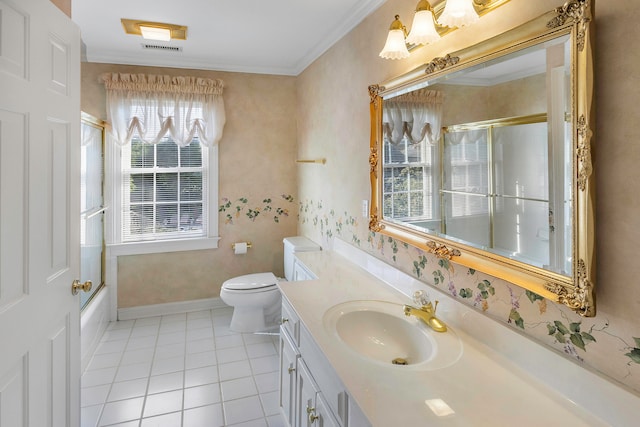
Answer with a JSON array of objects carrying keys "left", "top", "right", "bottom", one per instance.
[{"left": 369, "top": 0, "right": 595, "bottom": 316}]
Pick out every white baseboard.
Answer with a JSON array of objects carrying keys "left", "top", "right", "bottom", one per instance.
[{"left": 118, "top": 297, "right": 228, "bottom": 321}]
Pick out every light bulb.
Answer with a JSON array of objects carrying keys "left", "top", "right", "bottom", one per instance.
[
  {"left": 439, "top": 0, "right": 479, "bottom": 28},
  {"left": 379, "top": 29, "right": 410, "bottom": 59},
  {"left": 379, "top": 16, "right": 409, "bottom": 60},
  {"left": 407, "top": 9, "right": 440, "bottom": 45}
]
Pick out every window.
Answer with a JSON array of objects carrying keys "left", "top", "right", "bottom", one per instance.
[
  {"left": 382, "top": 135, "right": 437, "bottom": 221},
  {"left": 107, "top": 134, "right": 219, "bottom": 254},
  {"left": 101, "top": 73, "right": 225, "bottom": 254},
  {"left": 381, "top": 88, "right": 443, "bottom": 225},
  {"left": 121, "top": 137, "right": 208, "bottom": 242}
]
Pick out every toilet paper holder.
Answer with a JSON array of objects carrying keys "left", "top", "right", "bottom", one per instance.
[{"left": 231, "top": 242, "right": 253, "bottom": 250}]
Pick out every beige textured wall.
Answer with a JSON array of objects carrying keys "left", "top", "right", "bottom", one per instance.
[
  {"left": 437, "top": 73, "right": 546, "bottom": 125},
  {"left": 297, "top": 0, "right": 640, "bottom": 394},
  {"left": 82, "top": 63, "right": 298, "bottom": 308},
  {"left": 50, "top": 0, "right": 70, "bottom": 17}
]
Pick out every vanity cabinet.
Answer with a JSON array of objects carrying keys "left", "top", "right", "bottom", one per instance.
[
  {"left": 279, "top": 297, "right": 368, "bottom": 427},
  {"left": 292, "top": 258, "right": 316, "bottom": 281}
]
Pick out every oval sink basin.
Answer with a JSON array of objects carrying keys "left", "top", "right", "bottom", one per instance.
[{"left": 323, "top": 300, "right": 462, "bottom": 370}]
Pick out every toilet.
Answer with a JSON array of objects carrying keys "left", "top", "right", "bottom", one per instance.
[{"left": 220, "top": 236, "right": 321, "bottom": 333}]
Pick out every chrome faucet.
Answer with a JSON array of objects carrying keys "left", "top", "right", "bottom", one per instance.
[{"left": 403, "top": 291, "right": 447, "bottom": 332}]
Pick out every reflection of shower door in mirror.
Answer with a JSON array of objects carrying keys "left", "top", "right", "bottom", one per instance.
[
  {"left": 81, "top": 114, "right": 105, "bottom": 309},
  {"left": 442, "top": 115, "right": 569, "bottom": 274}
]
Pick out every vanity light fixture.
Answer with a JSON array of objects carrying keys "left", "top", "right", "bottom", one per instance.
[
  {"left": 379, "top": 0, "right": 440, "bottom": 60},
  {"left": 380, "top": 0, "right": 507, "bottom": 60},
  {"left": 121, "top": 19, "right": 188, "bottom": 41}
]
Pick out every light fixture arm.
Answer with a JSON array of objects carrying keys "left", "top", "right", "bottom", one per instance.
[
  {"left": 388, "top": 15, "right": 408, "bottom": 36},
  {"left": 415, "top": 0, "right": 434, "bottom": 14}
]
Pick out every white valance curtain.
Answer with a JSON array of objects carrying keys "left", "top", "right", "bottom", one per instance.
[
  {"left": 101, "top": 73, "right": 226, "bottom": 147},
  {"left": 445, "top": 127, "right": 487, "bottom": 145},
  {"left": 383, "top": 89, "right": 444, "bottom": 145}
]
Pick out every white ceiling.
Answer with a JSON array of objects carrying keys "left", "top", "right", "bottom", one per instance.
[
  {"left": 72, "top": 0, "right": 386, "bottom": 76},
  {"left": 444, "top": 49, "right": 547, "bottom": 86}
]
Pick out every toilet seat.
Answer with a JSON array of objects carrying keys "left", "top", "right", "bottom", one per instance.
[{"left": 222, "top": 272, "right": 278, "bottom": 291}]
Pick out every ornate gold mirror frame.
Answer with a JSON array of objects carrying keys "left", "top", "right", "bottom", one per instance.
[{"left": 369, "top": 0, "right": 595, "bottom": 316}]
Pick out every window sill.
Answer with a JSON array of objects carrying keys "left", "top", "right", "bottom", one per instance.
[{"left": 106, "top": 236, "right": 221, "bottom": 257}]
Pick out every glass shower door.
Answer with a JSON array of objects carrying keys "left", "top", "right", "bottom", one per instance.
[{"left": 80, "top": 114, "right": 105, "bottom": 309}]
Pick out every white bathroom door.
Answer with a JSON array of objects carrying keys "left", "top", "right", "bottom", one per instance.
[{"left": 0, "top": 0, "right": 81, "bottom": 426}]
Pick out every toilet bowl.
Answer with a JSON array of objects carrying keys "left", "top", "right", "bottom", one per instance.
[
  {"left": 220, "top": 272, "right": 281, "bottom": 333},
  {"left": 220, "top": 236, "right": 321, "bottom": 333}
]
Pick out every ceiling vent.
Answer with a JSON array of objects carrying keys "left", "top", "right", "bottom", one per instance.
[{"left": 141, "top": 43, "right": 182, "bottom": 52}]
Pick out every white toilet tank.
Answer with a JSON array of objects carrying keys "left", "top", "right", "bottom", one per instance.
[{"left": 283, "top": 236, "right": 321, "bottom": 281}]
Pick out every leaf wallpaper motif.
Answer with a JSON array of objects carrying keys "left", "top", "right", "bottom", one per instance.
[
  {"left": 299, "top": 198, "right": 640, "bottom": 394},
  {"left": 219, "top": 194, "right": 295, "bottom": 224}
]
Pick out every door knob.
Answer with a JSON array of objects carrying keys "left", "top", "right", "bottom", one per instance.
[{"left": 71, "top": 279, "right": 92, "bottom": 295}]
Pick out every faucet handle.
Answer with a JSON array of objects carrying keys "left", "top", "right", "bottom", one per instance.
[{"left": 413, "top": 290, "right": 431, "bottom": 306}]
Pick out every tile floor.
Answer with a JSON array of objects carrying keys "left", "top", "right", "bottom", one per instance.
[{"left": 81, "top": 306, "right": 286, "bottom": 427}]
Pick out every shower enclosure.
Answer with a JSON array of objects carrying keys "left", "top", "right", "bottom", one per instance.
[{"left": 80, "top": 113, "right": 105, "bottom": 309}]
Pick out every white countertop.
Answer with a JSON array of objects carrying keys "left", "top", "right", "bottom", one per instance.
[{"left": 279, "top": 249, "right": 610, "bottom": 426}]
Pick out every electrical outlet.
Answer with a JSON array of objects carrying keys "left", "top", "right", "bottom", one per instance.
[{"left": 362, "top": 200, "right": 369, "bottom": 218}]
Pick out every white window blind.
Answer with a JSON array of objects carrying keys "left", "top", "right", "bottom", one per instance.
[{"left": 121, "top": 137, "right": 208, "bottom": 242}]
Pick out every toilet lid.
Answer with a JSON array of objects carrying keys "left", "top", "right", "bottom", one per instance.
[{"left": 222, "top": 272, "right": 278, "bottom": 291}]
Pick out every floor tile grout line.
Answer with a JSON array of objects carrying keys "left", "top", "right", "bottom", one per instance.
[
  {"left": 242, "top": 328, "right": 273, "bottom": 422},
  {"left": 100, "top": 317, "right": 154, "bottom": 426},
  {"left": 140, "top": 312, "right": 189, "bottom": 424},
  {"left": 128, "top": 317, "right": 155, "bottom": 426},
  {"left": 83, "top": 308, "right": 283, "bottom": 427},
  {"left": 87, "top": 318, "right": 136, "bottom": 427},
  {"left": 212, "top": 308, "right": 228, "bottom": 426},
  {"left": 179, "top": 310, "right": 189, "bottom": 426}
]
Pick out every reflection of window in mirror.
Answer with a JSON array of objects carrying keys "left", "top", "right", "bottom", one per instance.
[{"left": 382, "top": 89, "right": 443, "bottom": 232}]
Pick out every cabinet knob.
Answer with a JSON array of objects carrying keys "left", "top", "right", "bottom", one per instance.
[{"left": 307, "top": 406, "right": 318, "bottom": 424}]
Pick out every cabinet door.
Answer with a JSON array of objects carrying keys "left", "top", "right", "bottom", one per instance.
[
  {"left": 296, "top": 361, "right": 319, "bottom": 427},
  {"left": 298, "top": 362, "right": 341, "bottom": 427},
  {"left": 280, "top": 327, "right": 299, "bottom": 426},
  {"left": 293, "top": 259, "right": 316, "bottom": 281},
  {"left": 314, "top": 392, "right": 341, "bottom": 427}
]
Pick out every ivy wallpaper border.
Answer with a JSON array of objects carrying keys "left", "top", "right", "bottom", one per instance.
[
  {"left": 299, "top": 198, "right": 640, "bottom": 394},
  {"left": 219, "top": 194, "right": 295, "bottom": 224}
]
